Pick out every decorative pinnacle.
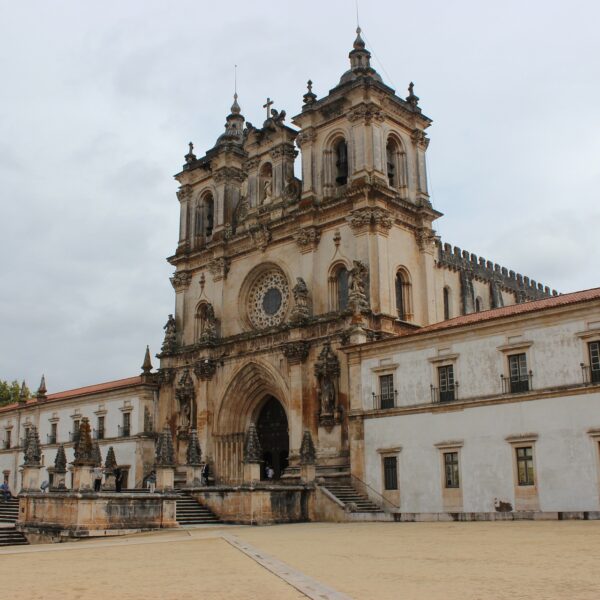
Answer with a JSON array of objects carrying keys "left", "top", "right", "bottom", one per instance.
[
  {"left": 141, "top": 345, "right": 153, "bottom": 374},
  {"left": 36, "top": 374, "right": 47, "bottom": 400},
  {"left": 184, "top": 141, "right": 196, "bottom": 164},
  {"left": 407, "top": 82, "right": 419, "bottom": 107},
  {"left": 353, "top": 26, "right": 365, "bottom": 50},
  {"left": 231, "top": 92, "right": 241, "bottom": 115},
  {"left": 303, "top": 79, "right": 317, "bottom": 105},
  {"left": 18, "top": 380, "right": 27, "bottom": 403}
]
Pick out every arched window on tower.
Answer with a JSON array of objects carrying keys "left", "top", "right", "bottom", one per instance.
[
  {"left": 329, "top": 264, "right": 349, "bottom": 312},
  {"left": 395, "top": 269, "right": 413, "bottom": 321},
  {"left": 443, "top": 286, "right": 451, "bottom": 320},
  {"left": 204, "top": 194, "right": 214, "bottom": 237},
  {"left": 386, "top": 140, "right": 397, "bottom": 187},
  {"left": 334, "top": 140, "right": 348, "bottom": 186}
]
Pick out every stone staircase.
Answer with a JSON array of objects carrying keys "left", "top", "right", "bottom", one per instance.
[
  {"left": 0, "top": 526, "right": 29, "bottom": 547},
  {"left": 323, "top": 479, "right": 384, "bottom": 513},
  {"left": 176, "top": 493, "right": 221, "bottom": 525},
  {"left": 0, "top": 498, "right": 19, "bottom": 523}
]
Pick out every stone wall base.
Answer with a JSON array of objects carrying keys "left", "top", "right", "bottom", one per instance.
[
  {"left": 17, "top": 492, "right": 178, "bottom": 542},
  {"left": 390, "top": 511, "right": 600, "bottom": 522},
  {"left": 188, "top": 484, "right": 314, "bottom": 525}
]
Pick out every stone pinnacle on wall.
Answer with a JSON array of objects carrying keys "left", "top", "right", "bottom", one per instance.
[
  {"left": 23, "top": 426, "right": 41, "bottom": 466},
  {"left": 73, "top": 418, "right": 94, "bottom": 466},
  {"left": 155, "top": 428, "right": 176, "bottom": 467},
  {"left": 104, "top": 446, "right": 117, "bottom": 473},
  {"left": 186, "top": 429, "right": 202, "bottom": 466},
  {"left": 54, "top": 444, "right": 67, "bottom": 473},
  {"left": 36, "top": 375, "right": 47, "bottom": 401},
  {"left": 91, "top": 442, "right": 103, "bottom": 467},
  {"left": 141, "top": 345, "right": 153, "bottom": 374},
  {"left": 243, "top": 424, "right": 262, "bottom": 464},
  {"left": 299, "top": 430, "right": 317, "bottom": 465}
]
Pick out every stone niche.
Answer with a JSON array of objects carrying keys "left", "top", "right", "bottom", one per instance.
[
  {"left": 17, "top": 492, "right": 178, "bottom": 542},
  {"left": 189, "top": 484, "right": 314, "bottom": 525}
]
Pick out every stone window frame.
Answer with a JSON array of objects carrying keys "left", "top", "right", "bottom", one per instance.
[
  {"left": 394, "top": 266, "right": 413, "bottom": 322},
  {"left": 497, "top": 339, "right": 533, "bottom": 393},
  {"left": 328, "top": 260, "right": 351, "bottom": 313},
  {"left": 506, "top": 433, "right": 539, "bottom": 510},
  {"left": 370, "top": 362, "right": 399, "bottom": 410},
  {"left": 428, "top": 352, "right": 459, "bottom": 402},
  {"left": 384, "top": 132, "right": 408, "bottom": 193},
  {"left": 377, "top": 446, "right": 402, "bottom": 502},
  {"left": 3, "top": 425, "right": 13, "bottom": 450},
  {"left": 587, "top": 428, "right": 600, "bottom": 499},
  {"left": 435, "top": 440, "right": 464, "bottom": 511},
  {"left": 575, "top": 325, "right": 600, "bottom": 384}
]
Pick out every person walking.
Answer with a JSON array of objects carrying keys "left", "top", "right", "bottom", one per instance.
[
  {"left": 93, "top": 466, "right": 103, "bottom": 492},
  {"left": 201, "top": 462, "right": 209, "bottom": 486}
]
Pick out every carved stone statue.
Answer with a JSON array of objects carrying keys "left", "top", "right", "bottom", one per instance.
[
  {"left": 283, "top": 175, "right": 301, "bottom": 202},
  {"left": 290, "top": 277, "right": 311, "bottom": 324},
  {"left": 262, "top": 178, "right": 272, "bottom": 204},
  {"left": 314, "top": 343, "right": 341, "bottom": 427},
  {"left": 23, "top": 427, "right": 41, "bottom": 466},
  {"left": 348, "top": 260, "right": 370, "bottom": 314},
  {"left": 162, "top": 314, "right": 177, "bottom": 353},
  {"left": 175, "top": 369, "right": 195, "bottom": 430},
  {"left": 199, "top": 303, "right": 218, "bottom": 344}
]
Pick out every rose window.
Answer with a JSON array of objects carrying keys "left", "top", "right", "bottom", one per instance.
[{"left": 247, "top": 269, "right": 290, "bottom": 328}]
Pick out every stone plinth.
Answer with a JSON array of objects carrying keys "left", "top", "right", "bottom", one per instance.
[
  {"left": 20, "top": 465, "right": 41, "bottom": 492},
  {"left": 185, "top": 465, "right": 203, "bottom": 487},
  {"left": 243, "top": 462, "right": 261, "bottom": 484},
  {"left": 51, "top": 472, "right": 67, "bottom": 491},
  {"left": 17, "top": 492, "right": 178, "bottom": 540},
  {"left": 188, "top": 484, "right": 313, "bottom": 525},
  {"left": 156, "top": 466, "right": 175, "bottom": 491},
  {"left": 300, "top": 463, "right": 316, "bottom": 483},
  {"left": 72, "top": 465, "right": 94, "bottom": 491}
]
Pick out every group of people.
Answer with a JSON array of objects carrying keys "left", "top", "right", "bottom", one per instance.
[{"left": 91, "top": 466, "right": 125, "bottom": 492}]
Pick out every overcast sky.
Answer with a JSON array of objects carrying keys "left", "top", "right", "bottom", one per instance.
[{"left": 1, "top": 0, "right": 599, "bottom": 393}]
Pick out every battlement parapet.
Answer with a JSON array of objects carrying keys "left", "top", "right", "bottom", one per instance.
[{"left": 436, "top": 240, "right": 558, "bottom": 301}]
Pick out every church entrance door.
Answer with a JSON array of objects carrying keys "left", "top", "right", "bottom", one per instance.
[{"left": 256, "top": 396, "right": 289, "bottom": 479}]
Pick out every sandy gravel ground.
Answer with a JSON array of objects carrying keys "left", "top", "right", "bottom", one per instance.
[{"left": 1, "top": 521, "right": 599, "bottom": 600}]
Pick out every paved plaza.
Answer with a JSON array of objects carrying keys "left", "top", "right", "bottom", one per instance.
[{"left": 1, "top": 521, "right": 599, "bottom": 599}]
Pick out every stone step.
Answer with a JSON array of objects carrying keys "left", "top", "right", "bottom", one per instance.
[
  {"left": 175, "top": 495, "right": 221, "bottom": 526},
  {"left": 323, "top": 480, "right": 384, "bottom": 513},
  {"left": 0, "top": 527, "right": 29, "bottom": 547}
]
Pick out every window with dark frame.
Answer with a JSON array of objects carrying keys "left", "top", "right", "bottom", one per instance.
[
  {"left": 443, "top": 287, "right": 450, "bottom": 320},
  {"left": 335, "top": 140, "right": 348, "bottom": 186},
  {"left": 5, "top": 430, "right": 11, "bottom": 449},
  {"left": 122, "top": 412, "right": 131, "bottom": 437},
  {"left": 589, "top": 341, "right": 600, "bottom": 383},
  {"left": 49, "top": 422, "right": 57, "bottom": 444},
  {"left": 383, "top": 456, "right": 398, "bottom": 490},
  {"left": 438, "top": 365, "right": 455, "bottom": 403},
  {"left": 72, "top": 420, "right": 80, "bottom": 442},
  {"left": 337, "top": 267, "right": 349, "bottom": 312},
  {"left": 444, "top": 452, "right": 460, "bottom": 488},
  {"left": 516, "top": 446, "right": 535, "bottom": 486},
  {"left": 97, "top": 416, "right": 105, "bottom": 440},
  {"left": 379, "top": 374, "right": 395, "bottom": 409},
  {"left": 508, "top": 353, "right": 529, "bottom": 393}
]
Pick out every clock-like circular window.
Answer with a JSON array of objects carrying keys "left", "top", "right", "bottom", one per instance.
[{"left": 247, "top": 268, "right": 290, "bottom": 329}]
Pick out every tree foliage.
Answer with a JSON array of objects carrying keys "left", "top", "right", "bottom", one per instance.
[{"left": 0, "top": 380, "right": 31, "bottom": 406}]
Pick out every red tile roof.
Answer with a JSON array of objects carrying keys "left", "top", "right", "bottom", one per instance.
[
  {"left": 416, "top": 287, "right": 600, "bottom": 335},
  {"left": 0, "top": 376, "right": 143, "bottom": 413}
]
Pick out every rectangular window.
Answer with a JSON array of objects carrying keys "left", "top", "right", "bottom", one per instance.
[
  {"left": 516, "top": 446, "right": 535, "bottom": 486},
  {"left": 444, "top": 452, "right": 460, "bottom": 488},
  {"left": 438, "top": 365, "right": 455, "bottom": 403},
  {"left": 508, "top": 353, "right": 529, "bottom": 393},
  {"left": 379, "top": 374, "right": 395, "bottom": 409},
  {"left": 589, "top": 341, "right": 600, "bottom": 383},
  {"left": 5, "top": 430, "right": 11, "bottom": 449},
  {"left": 72, "top": 420, "right": 80, "bottom": 442},
  {"left": 97, "top": 416, "right": 105, "bottom": 440},
  {"left": 49, "top": 423, "right": 57, "bottom": 444},
  {"left": 383, "top": 456, "right": 398, "bottom": 490},
  {"left": 122, "top": 413, "right": 131, "bottom": 437}
]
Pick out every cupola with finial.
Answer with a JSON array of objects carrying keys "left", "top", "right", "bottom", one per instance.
[{"left": 339, "top": 27, "right": 383, "bottom": 85}]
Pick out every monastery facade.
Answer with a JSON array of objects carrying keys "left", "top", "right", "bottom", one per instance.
[{"left": 2, "top": 30, "right": 599, "bottom": 523}]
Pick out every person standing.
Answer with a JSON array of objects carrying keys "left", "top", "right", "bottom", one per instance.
[
  {"left": 266, "top": 465, "right": 274, "bottom": 481},
  {"left": 114, "top": 467, "right": 123, "bottom": 492},
  {"left": 93, "top": 466, "right": 103, "bottom": 492},
  {"left": 0, "top": 481, "right": 11, "bottom": 502},
  {"left": 146, "top": 470, "right": 156, "bottom": 494},
  {"left": 201, "top": 462, "right": 209, "bottom": 486}
]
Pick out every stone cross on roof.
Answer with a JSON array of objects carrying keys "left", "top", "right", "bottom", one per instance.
[{"left": 263, "top": 97, "right": 274, "bottom": 119}]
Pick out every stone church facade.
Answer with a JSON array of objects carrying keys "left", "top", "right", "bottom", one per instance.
[{"left": 156, "top": 29, "right": 556, "bottom": 487}]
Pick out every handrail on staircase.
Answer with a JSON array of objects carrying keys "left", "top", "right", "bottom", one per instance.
[{"left": 349, "top": 474, "right": 400, "bottom": 512}]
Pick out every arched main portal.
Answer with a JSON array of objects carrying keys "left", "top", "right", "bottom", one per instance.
[{"left": 256, "top": 396, "right": 289, "bottom": 479}]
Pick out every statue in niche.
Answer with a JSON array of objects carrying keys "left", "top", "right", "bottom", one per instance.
[
  {"left": 199, "top": 302, "right": 218, "bottom": 343},
  {"left": 314, "top": 343, "right": 341, "bottom": 427},
  {"left": 262, "top": 178, "right": 272, "bottom": 204},
  {"left": 175, "top": 369, "right": 195, "bottom": 430},
  {"left": 290, "top": 277, "right": 310, "bottom": 323},
  {"left": 162, "top": 314, "right": 177, "bottom": 353},
  {"left": 348, "top": 260, "right": 370, "bottom": 314}
]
